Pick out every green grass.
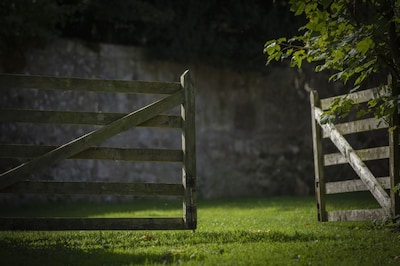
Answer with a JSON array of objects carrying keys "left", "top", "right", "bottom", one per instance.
[{"left": 0, "top": 193, "right": 399, "bottom": 265}]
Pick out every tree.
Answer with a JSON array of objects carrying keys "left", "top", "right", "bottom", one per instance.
[
  {"left": 264, "top": 0, "right": 400, "bottom": 123},
  {"left": 0, "top": 0, "right": 77, "bottom": 73},
  {"left": 61, "top": 0, "right": 302, "bottom": 69},
  {"left": 0, "top": 1, "right": 303, "bottom": 72}
]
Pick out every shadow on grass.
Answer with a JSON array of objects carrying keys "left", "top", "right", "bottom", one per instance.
[
  {"left": 0, "top": 193, "right": 378, "bottom": 218},
  {"left": 0, "top": 196, "right": 314, "bottom": 218},
  {"left": 0, "top": 242, "right": 180, "bottom": 266},
  {"left": 0, "top": 228, "right": 336, "bottom": 265},
  {"left": 0, "top": 198, "right": 184, "bottom": 218}
]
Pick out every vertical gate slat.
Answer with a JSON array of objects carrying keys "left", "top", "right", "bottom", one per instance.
[
  {"left": 180, "top": 70, "right": 197, "bottom": 230},
  {"left": 310, "top": 91, "right": 327, "bottom": 221},
  {"left": 389, "top": 75, "right": 400, "bottom": 217}
]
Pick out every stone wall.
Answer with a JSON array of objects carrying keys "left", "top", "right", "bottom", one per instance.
[{"left": 1, "top": 39, "right": 333, "bottom": 199}]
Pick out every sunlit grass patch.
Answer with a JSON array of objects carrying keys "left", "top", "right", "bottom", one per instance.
[{"left": 0, "top": 195, "right": 399, "bottom": 265}]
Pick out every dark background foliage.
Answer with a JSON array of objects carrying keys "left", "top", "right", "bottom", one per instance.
[{"left": 0, "top": 0, "right": 304, "bottom": 71}]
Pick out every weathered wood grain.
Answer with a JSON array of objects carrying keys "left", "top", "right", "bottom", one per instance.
[
  {"left": 0, "top": 144, "right": 183, "bottom": 162},
  {"left": 314, "top": 106, "right": 391, "bottom": 214},
  {"left": 324, "top": 146, "right": 389, "bottom": 166},
  {"left": 0, "top": 74, "right": 181, "bottom": 95},
  {"left": 322, "top": 117, "right": 388, "bottom": 138},
  {"left": 310, "top": 91, "right": 327, "bottom": 221},
  {"left": 0, "top": 109, "right": 182, "bottom": 128},
  {"left": 180, "top": 70, "right": 197, "bottom": 230},
  {"left": 325, "top": 177, "right": 390, "bottom": 194},
  {"left": 0, "top": 72, "right": 197, "bottom": 231},
  {"left": 389, "top": 75, "right": 400, "bottom": 217},
  {"left": 327, "top": 209, "right": 385, "bottom": 221},
  {"left": 0, "top": 217, "right": 186, "bottom": 230},
  {"left": 320, "top": 87, "right": 387, "bottom": 110},
  {"left": 0, "top": 181, "right": 184, "bottom": 196},
  {"left": 0, "top": 90, "right": 184, "bottom": 190}
]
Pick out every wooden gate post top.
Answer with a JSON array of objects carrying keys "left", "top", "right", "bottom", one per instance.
[
  {"left": 180, "top": 69, "right": 197, "bottom": 230},
  {"left": 180, "top": 69, "right": 196, "bottom": 187},
  {"left": 310, "top": 90, "right": 327, "bottom": 222}
]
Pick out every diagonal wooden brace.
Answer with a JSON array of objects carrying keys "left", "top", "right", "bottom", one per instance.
[
  {"left": 314, "top": 107, "right": 392, "bottom": 215},
  {"left": 0, "top": 90, "right": 184, "bottom": 190}
]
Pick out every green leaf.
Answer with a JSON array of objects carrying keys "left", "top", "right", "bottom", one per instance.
[
  {"left": 320, "top": 114, "right": 336, "bottom": 124},
  {"left": 264, "top": 41, "right": 279, "bottom": 55},
  {"left": 356, "top": 37, "right": 374, "bottom": 55},
  {"left": 356, "top": 109, "right": 367, "bottom": 118},
  {"left": 264, "top": 0, "right": 398, "bottom": 125},
  {"left": 291, "top": 50, "right": 306, "bottom": 68},
  {"left": 290, "top": 0, "right": 306, "bottom": 16},
  {"left": 320, "top": 0, "right": 333, "bottom": 8},
  {"left": 354, "top": 72, "right": 367, "bottom": 86}
]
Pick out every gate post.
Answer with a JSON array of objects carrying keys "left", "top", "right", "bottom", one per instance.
[
  {"left": 389, "top": 74, "right": 400, "bottom": 218},
  {"left": 180, "top": 70, "right": 197, "bottom": 230},
  {"left": 310, "top": 91, "right": 327, "bottom": 221}
]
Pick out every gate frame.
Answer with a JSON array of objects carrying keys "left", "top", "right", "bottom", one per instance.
[
  {"left": 310, "top": 86, "right": 400, "bottom": 222},
  {"left": 0, "top": 70, "right": 197, "bottom": 230}
]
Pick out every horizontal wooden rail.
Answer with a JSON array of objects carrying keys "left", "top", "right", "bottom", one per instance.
[
  {"left": 314, "top": 106, "right": 391, "bottom": 214},
  {"left": 0, "top": 90, "right": 184, "bottom": 190},
  {"left": 322, "top": 117, "right": 388, "bottom": 138},
  {"left": 0, "top": 70, "right": 197, "bottom": 231},
  {"left": 310, "top": 89, "right": 397, "bottom": 222},
  {"left": 0, "top": 181, "right": 183, "bottom": 196},
  {"left": 320, "top": 87, "right": 386, "bottom": 110},
  {"left": 327, "top": 209, "right": 385, "bottom": 221},
  {"left": 0, "top": 217, "right": 186, "bottom": 230},
  {"left": 0, "top": 145, "right": 183, "bottom": 162},
  {"left": 324, "top": 146, "right": 389, "bottom": 166},
  {"left": 0, "top": 74, "right": 181, "bottom": 95},
  {"left": 325, "top": 177, "right": 390, "bottom": 194},
  {"left": 0, "top": 109, "right": 182, "bottom": 128}
]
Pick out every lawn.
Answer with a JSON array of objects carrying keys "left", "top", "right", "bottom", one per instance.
[{"left": 0, "top": 193, "right": 399, "bottom": 265}]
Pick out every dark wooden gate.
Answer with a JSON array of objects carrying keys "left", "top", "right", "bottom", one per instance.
[{"left": 0, "top": 70, "right": 197, "bottom": 230}]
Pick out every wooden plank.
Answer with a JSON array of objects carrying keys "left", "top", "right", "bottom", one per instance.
[
  {"left": 180, "top": 70, "right": 197, "bottom": 230},
  {"left": 389, "top": 75, "right": 400, "bottom": 217},
  {"left": 325, "top": 177, "right": 390, "bottom": 194},
  {"left": 327, "top": 209, "right": 385, "bottom": 221},
  {"left": 314, "top": 107, "right": 392, "bottom": 214},
  {"left": 320, "top": 87, "right": 387, "bottom": 110},
  {"left": 324, "top": 146, "right": 389, "bottom": 166},
  {"left": 322, "top": 117, "right": 388, "bottom": 138},
  {"left": 0, "top": 109, "right": 182, "bottom": 128},
  {"left": 139, "top": 115, "right": 182, "bottom": 128},
  {"left": 0, "top": 181, "right": 184, "bottom": 196},
  {"left": 0, "top": 217, "right": 187, "bottom": 230},
  {"left": 310, "top": 91, "right": 327, "bottom": 221},
  {"left": 0, "top": 90, "right": 184, "bottom": 190},
  {"left": 0, "top": 145, "right": 183, "bottom": 162},
  {"left": 0, "top": 74, "right": 181, "bottom": 95}
]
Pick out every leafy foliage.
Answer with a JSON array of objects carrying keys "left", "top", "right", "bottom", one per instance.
[{"left": 264, "top": 0, "right": 400, "bottom": 123}]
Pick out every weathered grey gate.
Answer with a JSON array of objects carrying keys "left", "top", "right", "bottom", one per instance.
[
  {"left": 0, "top": 70, "right": 196, "bottom": 230},
  {"left": 310, "top": 88, "right": 400, "bottom": 221}
]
